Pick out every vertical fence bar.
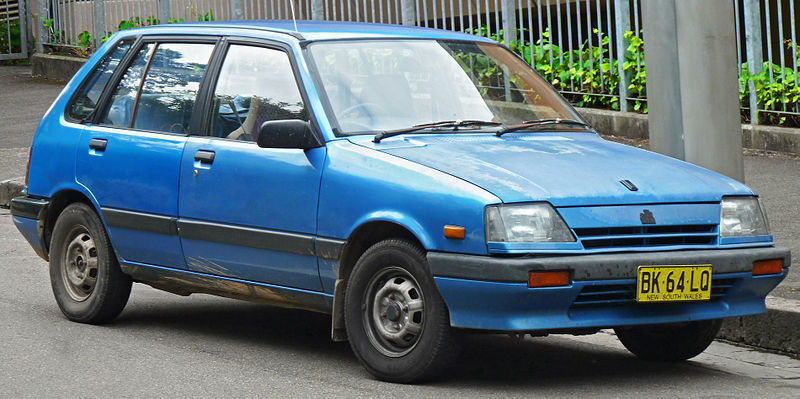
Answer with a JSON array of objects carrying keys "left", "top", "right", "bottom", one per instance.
[
  {"left": 763, "top": 0, "right": 773, "bottom": 92},
  {"left": 743, "top": 0, "right": 763, "bottom": 124},
  {"left": 493, "top": 0, "right": 500, "bottom": 38},
  {"left": 566, "top": 0, "right": 573, "bottom": 90},
  {"left": 93, "top": 0, "right": 105, "bottom": 48},
  {"left": 585, "top": 0, "right": 593, "bottom": 93},
  {"left": 776, "top": 0, "right": 785, "bottom": 112},
  {"left": 527, "top": 0, "right": 533, "bottom": 63},
  {"left": 576, "top": 0, "right": 583, "bottom": 91},
  {"left": 791, "top": 0, "right": 798, "bottom": 114},
  {"left": 555, "top": 0, "right": 562, "bottom": 65},
  {"left": 614, "top": 0, "right": 630, "bottom": 112}
]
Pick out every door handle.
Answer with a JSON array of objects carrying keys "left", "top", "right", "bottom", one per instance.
[
  {"left": 89, "top": 138, "right": 107, "bottom": 151},
  {"left": 194, "top": 150, "right": 215, "bottom": 164}
]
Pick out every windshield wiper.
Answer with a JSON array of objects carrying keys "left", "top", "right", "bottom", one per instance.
[
  {"left": 495, "top": 118, "right": 593, "bottom": 137},
  {"left": 373, "top": 120, "right": 504, "bottom": 143}
]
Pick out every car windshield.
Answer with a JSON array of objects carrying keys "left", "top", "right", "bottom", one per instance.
[{"left": 305, "top": 39, "right": 587, "bottom": 136}]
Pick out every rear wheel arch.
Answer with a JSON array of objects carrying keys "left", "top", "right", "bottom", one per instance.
[{"left": 45, "top": 190, "right": 97, "bottom": 254}]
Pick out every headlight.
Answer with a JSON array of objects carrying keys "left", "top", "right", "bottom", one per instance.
[
  {"left": 720, "top": 197, "right": 770, "bottom": 237},
  {"left": 485, "top": 203, "right": 575, "bottom": 242}
]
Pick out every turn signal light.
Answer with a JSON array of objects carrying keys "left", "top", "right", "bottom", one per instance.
[
  {"left": 443, "top": 225, "right": 465, "bottom": 239},
  {"left": 528, "top": 271, "right": 570, "bottom": 288},
  {"left": 752, "top": 259, "right": 783, "bottom": 276}
]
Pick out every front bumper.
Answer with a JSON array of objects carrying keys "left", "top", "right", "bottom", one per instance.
[
  {"left": 10, "top": 195, "right": 50, "bottom": 261},
  {"left": 428, "top": 247, "right": 790, "bottom": 331}
]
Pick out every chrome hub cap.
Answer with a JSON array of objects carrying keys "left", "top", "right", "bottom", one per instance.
[
  {"left": 364, "top": 267, "right": 425, "bottom": 357},
  {"left": 61, "top": 227, "right": 98, "bottom": 302}
]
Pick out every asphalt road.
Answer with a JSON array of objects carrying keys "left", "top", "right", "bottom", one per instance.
[{"left": 1, "top": 209, "right": 799, "bottom": 397}]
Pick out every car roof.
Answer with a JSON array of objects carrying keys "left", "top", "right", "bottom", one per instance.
[{"left": 119, "top": 20, "right": 497, "bottom": 43}]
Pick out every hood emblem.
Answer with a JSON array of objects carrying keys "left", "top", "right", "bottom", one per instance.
[
  {"left": 640, "top": 209, "right": 656, "bottom": 224},
  {"left": 620, "top": 179, "right": 638, "bottom": 191}
]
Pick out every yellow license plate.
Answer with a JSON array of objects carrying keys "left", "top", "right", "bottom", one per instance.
[{"left": 636, "top": 265, "right": 712, "bottom": 302}]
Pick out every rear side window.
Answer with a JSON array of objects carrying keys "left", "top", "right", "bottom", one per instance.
[
  {"left": 67, "top": 39, "right": 133, "bottom": 121},
  {"left": 132, "top": 43, "right": 215, "bottom": 134},
  {"left": 100, "top": 42, "right": 215, "bottom": 134}
]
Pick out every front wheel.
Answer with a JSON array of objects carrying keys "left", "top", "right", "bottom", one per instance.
[
  {"left": 344, "top": 239, "right": 458, "bottom": 383},
  {"left": 49, "top": 203, "right": 132, "bottom": 324},
  {"left": 614, "top": 319, "right": 722, "bottom": 361}
]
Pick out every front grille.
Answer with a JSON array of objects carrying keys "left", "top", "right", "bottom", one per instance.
[
  {"left": 573, "top": 224, "right": 718, "bottom": 250},
  {"left": 569, "top": 277, "right": 737, "bottom": 309}
]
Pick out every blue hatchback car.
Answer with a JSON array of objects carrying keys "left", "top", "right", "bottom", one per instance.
[{"left": 12, "top": 21, "right": 790, "bottom": 382}]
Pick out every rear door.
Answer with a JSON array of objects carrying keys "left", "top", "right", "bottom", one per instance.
[
  {"left": 178, "top": 41, "right": 325, "bottom": 291},
  {"left": 77, "top": 37, "right": 217, "bottom": 268}
]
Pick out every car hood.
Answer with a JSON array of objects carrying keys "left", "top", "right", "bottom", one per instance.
[{"left": 348, "top": 133, "right": 753, "bottom": 206}]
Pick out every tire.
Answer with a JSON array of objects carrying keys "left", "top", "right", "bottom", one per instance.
[
  {"left": 49, "top": 202, "right": 132, "bottom": 324},
  {"left": 344, "top": 239, "right": 458, "bottom": 383},
  {"left": 614, "top": 319, "right": 723, "bottom": 361}
]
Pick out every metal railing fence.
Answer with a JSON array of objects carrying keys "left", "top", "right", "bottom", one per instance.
[
  {"left": 33, "top": 0, "right": 800, "bottom": 127},
  {"left": 1, "top": 0, "right": 28, "bottom": 60}
]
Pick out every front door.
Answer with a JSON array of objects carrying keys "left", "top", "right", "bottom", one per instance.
[{"left": 178, "top": 43, "right": 325, "bottom": 291}]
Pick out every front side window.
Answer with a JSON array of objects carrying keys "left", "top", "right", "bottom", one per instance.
[
  {"left": 306, "top": 39, "right": 584, "bottom": 135},
  {"left": 208, "top": 45, "right": 307, "bottom": 141},
  {"left": 68, "top": 39, "right": 133, "bottom": 121}
]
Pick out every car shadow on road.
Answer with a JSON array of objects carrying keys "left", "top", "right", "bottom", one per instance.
[{"left": 111, "top": 292, "right": 723, "bottom": 388}]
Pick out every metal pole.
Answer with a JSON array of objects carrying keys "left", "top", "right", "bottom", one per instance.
[
  {"left": 159, "top": 0, "right": 171, "bottom": 24},
  {"left": 742, "top": 0, "right": 763, "bottom": 125},
  {"left": 614, "top": 0, "right": 631, "bottom": 112},
  {"left": 37, "top": 0, "right": 48, "bottom": 53},
  {"left": 311, "top": 0, "right": 324, "bottom": 20},
  {"left": 400, "top": 0, "right": 415, "bottom": 26},
  {"left": 19, "top": 0, "right": 28, "bottom": 58},
  {"left": 642, "top": 0, "right": 744, "bottom": 182},
  {"left": 93, "top": 0, "right": 106, "bottom": 48},
  {"left": 501, "top": 0, "right": 516, "bottom": 47},
  {"left": 231, "top": 0, "right": 245, "bottom": 20}
]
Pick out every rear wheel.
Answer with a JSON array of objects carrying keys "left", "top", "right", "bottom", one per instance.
[
  {"left": 344, "top": 239, "right": 458, "bottom": 383},
  {"left": 49, "top": 203, "right": 132, "bottom": 324},
  {"left": 614, "top": 319, "right": 722, "bottom": 361}
]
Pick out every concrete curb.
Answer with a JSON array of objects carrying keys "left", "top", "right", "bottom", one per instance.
[
  {"left": 0, "top": 177, "right": 24, "bottom": 208},
  {"left": 719, "top": 296, "right": 800, "bottom": 358},
  {"left": 577, "top": 107, "right": 800, "bottom": 157}
]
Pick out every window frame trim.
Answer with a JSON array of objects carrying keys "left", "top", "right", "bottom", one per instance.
[
  {"left": 196, "top": 36, "right": 324, "bottom": 146},
  {"left": 89, "top": 35, "right": 222, "bottom": 137}
]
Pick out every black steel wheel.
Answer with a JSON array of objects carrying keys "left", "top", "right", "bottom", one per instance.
[
  {"left": 49, "top": 203, "right": 132, "bottom": 324},
  {"left": 344, "top": 239, "right": 458, "bottom": 383}
]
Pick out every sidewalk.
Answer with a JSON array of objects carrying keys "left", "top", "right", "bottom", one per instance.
[{"left": 1, "top": 65, "right": 798, "bottom": 356}]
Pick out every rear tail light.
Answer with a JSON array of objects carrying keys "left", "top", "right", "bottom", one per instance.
[
  {"left": 24, "top": 146, "right": 32, "bottom": 186},
  {"left": 752, "top": 259, "right": 783, "bottom": 276}
]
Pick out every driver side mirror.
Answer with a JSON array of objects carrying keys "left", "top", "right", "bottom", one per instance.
[{"left": 257, "top": 120, "right": 322, "bottom": 150}]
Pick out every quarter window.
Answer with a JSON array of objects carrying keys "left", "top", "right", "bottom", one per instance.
[
  {"left": 68, "top": 39, "right": 133, "bottom": 121},
  {"left": 208, "top": 45, "right": 307, "bottom": 141}
]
